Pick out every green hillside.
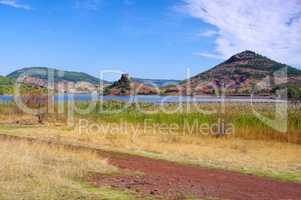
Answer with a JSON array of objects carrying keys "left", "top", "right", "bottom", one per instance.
[
  {"left": 7, "top": 67, "right": 109, "bottom": 84},
  {"left": 0, "top": 76, "right": 48, "bottom": 95}
]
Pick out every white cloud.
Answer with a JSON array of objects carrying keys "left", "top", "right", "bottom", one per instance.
[
  {"left": 200, "top": 30, "right": 218, "bottom": 37},
  {"left": 193, "top": 52, "right": 223, "bottom": 60},
  {"left": 75, "top": 0, "right": 102, "bottom": 11},
  {"left": 183, "top": 0, "right": 301, "bottom": 65},
  {"left": 0, "top": 0, "right": 31, "bottom": 10}
]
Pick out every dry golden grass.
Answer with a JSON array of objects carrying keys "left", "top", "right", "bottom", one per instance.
[
  {"left": 0, "top": 101, "right": 300, "bottom": 182},
  {"left": 131, "top": 135, "right": 301, "bottom": 175},
  {"left": 0, "top": 139, "right": 118, "bottom": 200},
  {"left": 1, "top": 124, "right": 301, "bottom": 182}
]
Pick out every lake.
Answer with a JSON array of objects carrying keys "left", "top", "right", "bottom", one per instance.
[{"left": 0, "top": 95, "right": 284, "bottom": 104}]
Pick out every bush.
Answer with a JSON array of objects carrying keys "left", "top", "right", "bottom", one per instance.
[
  {"left": 287, "top": 86, "right": 301, "bottom": 100},
  {"left": 22, "top": 90, "right": 49, "bottom": 123}
]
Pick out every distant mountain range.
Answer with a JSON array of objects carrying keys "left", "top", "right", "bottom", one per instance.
[
  {"left": 1, "top": 51, "right": 301, "bottom": 97},
  {"left": 133, "top": 78, "right": 180, "bottom": 88},
  {"left": 3, "top": 67, "right": 180, "bottom": 94}
]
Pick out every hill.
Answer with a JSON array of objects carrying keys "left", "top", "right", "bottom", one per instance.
[
  {"left": 7, "top": 67, "right": 111, "bottom": 93},
  {"left": 104, "top": 74, "right": 159, "bottom": 96},
  {"left": 0, "top": 76, "right": 47, "bottom": 95},
  {"left": 164, "top": 50, "right": 301, "bottom": 96},
  {"left": 7, "top": 67, "right": 109, "bottom": 85}
]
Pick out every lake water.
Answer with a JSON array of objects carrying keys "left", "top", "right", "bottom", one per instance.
[{"left": 0, "top": 95, "right": 284, "bottom": 104}]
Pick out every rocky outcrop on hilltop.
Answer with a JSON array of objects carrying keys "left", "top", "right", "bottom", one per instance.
[{"left": 104, "top": 74, "right": 159, "bottom": 96}]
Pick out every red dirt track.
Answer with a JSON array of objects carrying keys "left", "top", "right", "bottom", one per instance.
[
  {"left": 92, "top": 151, "right": 301, "bottom": 200},
  {"left": 0, "top": 134, "right": 300, "bottom": 200}
]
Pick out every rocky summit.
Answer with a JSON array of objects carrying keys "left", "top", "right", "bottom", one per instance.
[{"left": 163, "top": 50, "right": 301, "bottom": 96}]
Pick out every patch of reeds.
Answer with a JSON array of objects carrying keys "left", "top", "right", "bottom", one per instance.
[{"left": 1, "top": 101, "right": 300, "bottom": 143}]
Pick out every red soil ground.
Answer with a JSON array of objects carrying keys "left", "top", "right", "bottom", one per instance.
[
  {"left": 1, "top": 134, "right": 300, "bottom": 200},
  {"left": 91, "top": 151, "right": 301, "bottom": 200}
]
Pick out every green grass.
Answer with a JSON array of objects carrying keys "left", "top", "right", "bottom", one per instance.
[
  {"left": 81, "top": 183, "right": 156, "bottom": 200},
  {"left": 83, "top": 182, "right": 217, "bottom": 200},
  {"left": 1, "top": 101, "right": 300, "bottom": 143},
  {"left": 249, "top": 170, "right": 301, "bottom": 183},
  {"left": 74, "top": 101, "right": 301, "bottom": 143}
]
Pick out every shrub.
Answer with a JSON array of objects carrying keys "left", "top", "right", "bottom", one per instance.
[{"left": 22, "top": 90, "right": 49, "bottom": 123}]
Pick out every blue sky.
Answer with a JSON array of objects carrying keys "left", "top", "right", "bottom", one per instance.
[{"left": 0, "top": 0, "right": 300, "bottom": 81}]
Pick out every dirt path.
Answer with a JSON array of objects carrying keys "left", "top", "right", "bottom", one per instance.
[
  {"left": 0, "top": 134, "right": 300, "bottom": 200},
  {"left": 91, "top": 151, "right": 301, "bottom": 200}
]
